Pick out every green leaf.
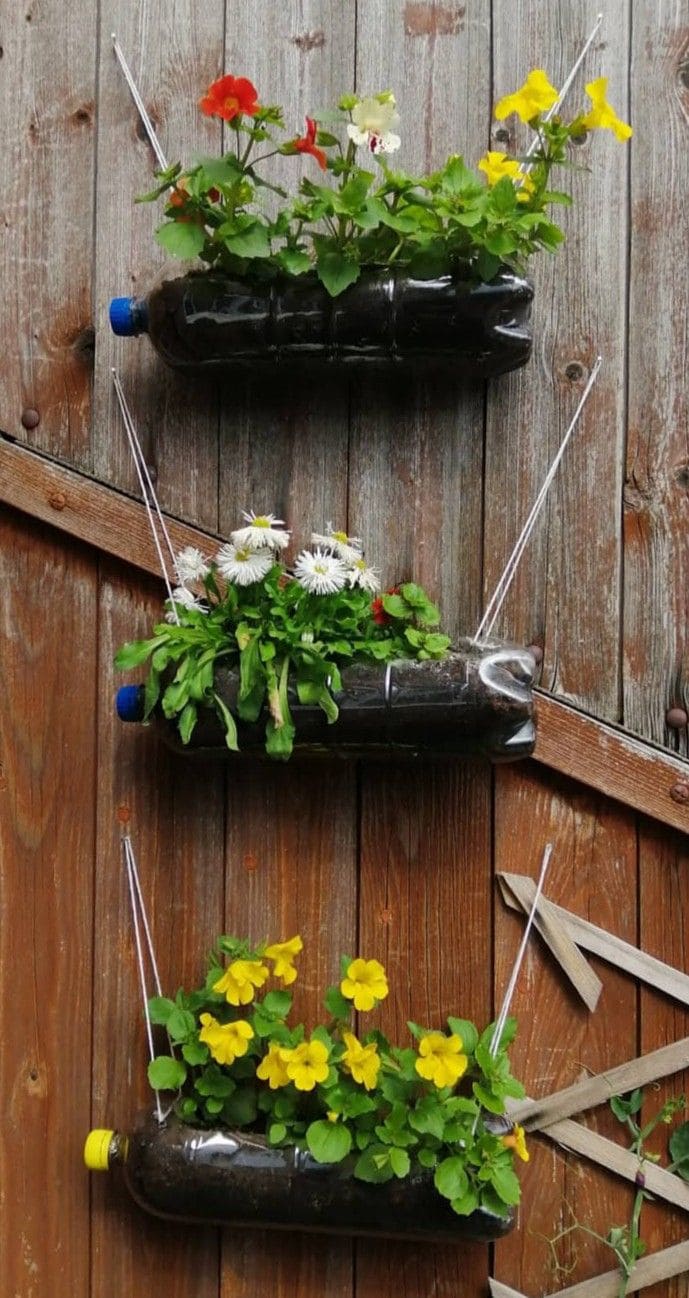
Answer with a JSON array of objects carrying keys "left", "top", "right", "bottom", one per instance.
[
  {"left": 267, "top": 1122, "right": 287, "bottom": 1145},
  {"left": 669, "top": 1122, "right": 689, "bottom": 1170},
  {"left": 472, "top": 1082, "right": 505, "bottom": 1115},
  {"left": 178, "top": 701, "right": 198, "bottom": 745},
  {"left": 339, "top": 170, "right": 374, "bottom": 212},
  {"left": 194, "top": 154, "right": 244, "bottom": 186},
  {"left": 156, "top": 221, "right": 206, "bottom": 259},
  {"left": 195, "top": 1065, "right": 235, "bottom": 1098},
  {"left": 262, "top": 990, "right": 293, "bottom": 1017},
  {"left": 417, "top": 1147, "right": 438, "bottom": 1170},
  {"left": 223, "top": 1085, "right": 258, "bottom": 1126},
  {"left": 148, "top": 996, "right": 175, "bottom": 1026},
  {"left": 447, "top": 1018, "right": 479, "bottom": 1055},
  {"left": 224, "top": 220, "right": 272, "bottom": 258},
  {"left": 451, "top": 1188, "right": 480, "bottom": 1217},
  {"left": 213, "top": 692, "right": 239, "bottom": 752},
  {"left": 178, "top": 1096, "right": 198, "bottom": 1120},
  {"left": 182, "top": 1038, "right": 209, "bottom": 1066},
  {"left": 324, "top": 986, "right": 351, "bottom": 1020},
  {"left": 315, "top": 248, "right": 360, "bottom": 298},
  {"left": 277, "top": 248, "right": 312, "bottom": 275},
  {"left": 205, "top": 1096, "right": 224, "bottom": 1115},
  {"left": 389, "top": 1147, "right": 411, "bottom": 1178},
  {"left": 306, "top": 1120, "right": 353, "bottom": 1164},
  {"left": 434, "top": 1156, "right": 469, "bottom": 1202},
  {"left": 115, "top": 638, "right": 161, "bottom": 670},
  {"left": 409, "top": 1097, "right": 445, "bottom": 1140},
  {"left": 354, "top": 1145, "right": 395, "bottom": 1183},
  {"left": 167, "top": 1007, "right": 197, "bottom": 1043},
  {"left": 490, "top": 1164, "right": 522, "bottom": 1206},
  {"left": 147, "top": 1055, "right": 187, "bottom": 1091},
  {"left": 480, "top": 1186, "right": 512, "bottom": 1218}
]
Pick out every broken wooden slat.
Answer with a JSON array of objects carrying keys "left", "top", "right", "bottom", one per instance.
[
  {"left": 511, "top": 1036, "right": 689, "bottom": 1131},
  {"left": 489, "top": 1239, "right": 689, "bottom": 1298},
  {"left": 499, "top": 873, "right": 689, "bottom": 1009},
  {"left": 498, "top": 872, "right": 602, "bottom": 1010}
]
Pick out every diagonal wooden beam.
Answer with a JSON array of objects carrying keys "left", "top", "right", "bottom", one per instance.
[
  {"left": 490, "top": 1240, "right": 689, "bottom": 1298},
  {"left": 2, "top": 433, "right": 689, "bottom": 832}
]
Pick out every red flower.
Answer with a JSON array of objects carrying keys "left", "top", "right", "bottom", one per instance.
[
  {"left": 199, "top": 75, "right": 261, "bottom": 122},
  {"left": 293, "top": 117, "right": 327, "bottom": 171},
  {"left": 371, "top": 586, "right": 400, "bottom": 626}
]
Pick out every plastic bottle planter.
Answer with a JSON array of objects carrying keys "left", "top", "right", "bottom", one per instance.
[
  {"left": 117, "top": 639, "right": 537, "bottom": 762},
  {"left": 85, "top": 1114, "right": 514, "bottom": 1243},
  {"left": 109, "top": 268, "right": 533, "bottom": 377}
]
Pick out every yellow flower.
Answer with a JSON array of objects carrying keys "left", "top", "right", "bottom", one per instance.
[
  {"left": 327, "top": 1110, "right": 339, "bottom": 1123},
  {"left": 340, "top": 958, "right": 389, "bottom": 1012},
  {"left": 495, "top": 69, "right": 558, "bottom": 123},
  {"left": 213, "top": 959, "right": 269, "bottom": 1006},
  {"left": 502, "top": 1123, "right": 530, "bottom": 1162},
  {"left": 198, "top": 1013, "right": 254, "bottom": 1066},
  {"left": 477, "top": 151, "right": 534, "bottom": 200},
  {"left": 282, "top": 1039, "right": 330, "bottom": 1092},
  {"left": 581, "top": 77, "right": 632, "bottom": 141},
  {"left": 264, "top": 936, "right": 303, "bottom": 986},
  {"left": 415, "top": 1032, "right": 468, "bottom": 1089},
  {"left": 256, "top": 1041, "right": 291, "bottom": 1090},
  {"left": 341, "top": 1031, "right": 381, "bottom": 1091}
]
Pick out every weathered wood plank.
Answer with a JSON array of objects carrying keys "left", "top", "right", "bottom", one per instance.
[
  {"left": 638, "top": 822, "right": 689, "bottom": 1298},
  {"left": 485, "top": 0, "right": 631, "bottom": 720},
  {"left": 490, "top": 1239, "right": 689, "bottom": 1298},
  {"left": 215, "top": 5, "right": 357, "bottom": 1295},
  {"left": 93, "top": 0, "right": 224, "bottom": 528},
  {"left": 356, "top": 760, "right": 493, "bottom": 1298},
  {"left": 0, "top": 514, "right": 97, "bottom": 1297},
  {"left": 493, "top": 765, "right": 638, "bottom": 1295},
  {"left": 624, "top": 5, "right": 689, "bottom": 752},
  {"left": 91, "top": 559, "right": 225, "bottom": 1298},
  {"left": 0, "top": 0, "right": 97, "bottom": 459}
]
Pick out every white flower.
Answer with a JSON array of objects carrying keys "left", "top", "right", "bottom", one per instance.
[
  {"left": 347, "top": 94, "right": 401, "bottom": 155},
  {"left": 293, "top": 548, "right": 348, "bottom": 595},
  {"left": 311, "top": 523, "right": 363, "bottom": 563},
  {"left": 231, "top": 510, "right": 291, "bottom": 551},
  {"left": 174, "top": 546, "right": 210, "bottom": 583},
  {"left": 165, "top": 586, "right": 207, "bottom": 621},
  {"left": 216, "top": 543, "right": 274, "bottom": 586},
  {"left": 346, "top": 556, "right": 381, "bottom": 593}
]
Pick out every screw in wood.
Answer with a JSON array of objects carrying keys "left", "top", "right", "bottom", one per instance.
[
  {"left": 669, "top": 782, "right": 689, "bottom": 805},
  {"left": 21, "top": 408, "right": 40, "bottom": 429},
  {"left": 47, "top": 491, "right": 66, "bottom": 511},
  {"left": 666, "top": 707, "right": 688, "bottom": 729}
]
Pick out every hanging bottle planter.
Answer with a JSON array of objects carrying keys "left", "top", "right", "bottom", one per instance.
[
  {"left": 85, "top": 933, "right": 528, "bottom": 1241},
  {"left": 114, "top": 514, "right": 536, "bottom": 762},
  {"left": 117, "top": 638, "right": 536, "bottom": 761},
  {"left": 110, "top": 69, "right": 630, "bottom": 377},
  {"left": 109, "top": 267, "right": 533, "bottom": 375}
]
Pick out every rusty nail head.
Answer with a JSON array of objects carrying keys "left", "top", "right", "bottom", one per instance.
[
  {"left": 47, "top": 490, "right": 66, "bottom": 511},
  {"left": 666, "top": 707, "right": 688, "bottom": 729},
  {"left": 669, "top": 782, "right": 689, "bottom": 805},
  {"left": 21, "top": 407, "right": 40, "bottom": 429}
]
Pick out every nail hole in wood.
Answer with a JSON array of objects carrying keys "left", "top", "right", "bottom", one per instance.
[{"left": 565, "top": 361, "right": 585, "bottom": 382}]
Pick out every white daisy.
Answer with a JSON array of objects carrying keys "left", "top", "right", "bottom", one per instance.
[
  {"left": 311, "top": 523, "right": 363, "bottom": 563},
  {"left": 347, "top": 94, "right": 401, "bottom": 155},
  {"left": 346, "top": 556, "right": 381, "bottom": 593},
  {"left": 293, "top": 548, "right": 348, "bottom": 595},
  {"left": 231, "top": 510, "right": 291, "bottom": 551},
  {"left": 165, "top": 586, "right": 207, "bottom": 621},
  {"left": 216, "top": 542, "right": 274, "bottom": 586},
  {"left": 174, "top": 546, "right": 210, "bottom": 583}
]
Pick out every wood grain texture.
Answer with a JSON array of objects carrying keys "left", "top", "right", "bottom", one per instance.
[
  {"left": 624, "top": 4, "right": 689, "bottom": 751},
  {"left": 91, "top": 559, "right": 225, "bottom": 1298},
  {"left": 217, "top": 8, "right": 358, "bottom": 1294},
  {"left": 355, "top": 760, "right": 493, "bottom": 1298},
  {"left": 0, "top": 0, "right": 97, "bottom": 458},
  {"left": 638, "top": 822, "right": 689, "bottom": 1298},
  {"left": 485, "top": 0, "right": 631, "bottom": 720},
  {"left": 490, "top": 1239, "right": 689, "bottom": 1298},
  {"left": 493, "top": 765, "right": 638, "bottom": 1297},
  {"left": 0, "top": 513, "right": 97, "bottom": 1297},
  {"left": 92, "top": 0, "right": 224, "bottom": 526}
]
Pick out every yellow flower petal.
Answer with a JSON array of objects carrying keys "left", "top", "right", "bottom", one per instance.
[
  {"left": 340, "top": 958, "right": 389, "bottom": 1013},
  {"left": 495, "top": 69, "right": 558, "bottom": 123},
  {"left": 503, "top": 1123, "right": 530, "bottom": 1162},
  {"left": 256, "top": 1041, "right": 291, "bottom": 1089},
  {"left": 582, "top": 77, "right": 632, "bottom": 141}
]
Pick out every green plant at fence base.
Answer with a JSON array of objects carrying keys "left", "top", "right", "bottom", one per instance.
[
  {"left": 145, "top": 934, "right": 528, "bottom": 1218},
  {"left": 543, "top": 1088, "right": 689, "bottom": 1297},
  {"left": 115, "top": 513, "right": 450, "bottom": 759},
  {"left": 138, "top": 68, "right": 632, "bottom": 295}
]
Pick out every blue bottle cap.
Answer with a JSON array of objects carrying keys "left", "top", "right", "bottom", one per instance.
[
  {"left": 109, "top": 297, "right": 140, "bottom": 336},
  {"left": 116, "top": 685, "right": 146, "bottom": 722}
]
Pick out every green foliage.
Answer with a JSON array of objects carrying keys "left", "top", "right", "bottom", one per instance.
[
  {"left": 115, "top": 520, "right": 451, "bottom": 760},
  {"left": 142, "top": 932, "right": 527, "bottom": 1220},
  {"left": 137, "top": 79, "right": 626, "bottom": 295}
]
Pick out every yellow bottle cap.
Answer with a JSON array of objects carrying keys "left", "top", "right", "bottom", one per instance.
[{"left": 84, "top": 1128, "right": 115, "bottom": 1171}]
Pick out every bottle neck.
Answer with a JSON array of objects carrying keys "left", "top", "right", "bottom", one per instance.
[{"left": 108, "top": 1133, "right": 129, "bottom": 1166}]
